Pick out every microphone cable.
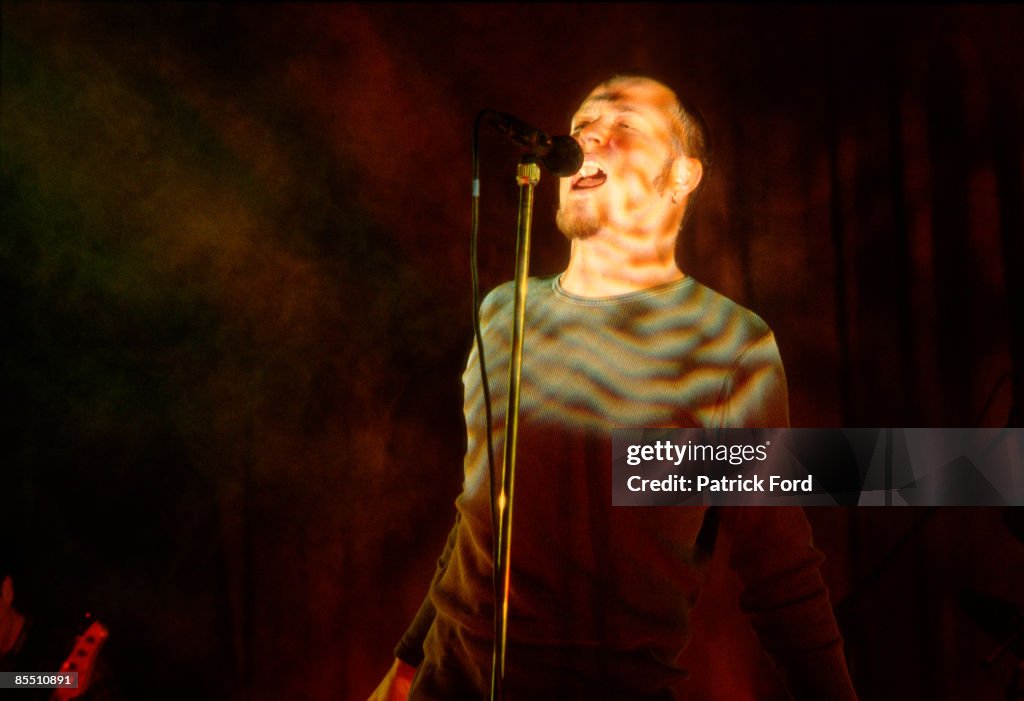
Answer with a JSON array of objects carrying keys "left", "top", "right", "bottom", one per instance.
[{"left": 471, "top": 110, "right": 501, "bottom": 602}]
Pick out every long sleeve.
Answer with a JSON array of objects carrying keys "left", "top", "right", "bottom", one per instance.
[
  {"left": 393, "top": 513, "right": 462, "bottom": 667},
  {"left": 713, "top": 330, "right": 790, "bottom": 429},
  {"left": 722, "top": 506, "right": 858, "bottom": 700}
]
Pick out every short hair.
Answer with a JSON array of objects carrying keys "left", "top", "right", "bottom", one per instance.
[{"left": 596, "top": 74, "right": 713, "bottom": 200}]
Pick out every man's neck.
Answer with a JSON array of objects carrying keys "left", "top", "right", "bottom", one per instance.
[{"left": 559, "top": 229, "right": 684, "bottom": 298}]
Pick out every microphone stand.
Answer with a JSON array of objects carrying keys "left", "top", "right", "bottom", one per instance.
[{"left": 490, "top": 155, "right": 541, "bottom": 701}]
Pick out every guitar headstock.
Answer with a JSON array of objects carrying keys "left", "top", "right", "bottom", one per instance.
[{"left": 51, "top": 618, "right": 109, "bottom": 701}]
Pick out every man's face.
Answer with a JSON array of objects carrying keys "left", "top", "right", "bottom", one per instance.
[{"left": 556, "top": 79, "right": 681, "bottom": 240}]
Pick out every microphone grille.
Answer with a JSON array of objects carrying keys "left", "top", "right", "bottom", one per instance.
[{"left": 543, "top": 136, "right": 584, "bottom": 178}]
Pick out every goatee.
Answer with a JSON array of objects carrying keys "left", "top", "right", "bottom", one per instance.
[{"left": 556, "top": 206, "right": 601, "bottom": 240}]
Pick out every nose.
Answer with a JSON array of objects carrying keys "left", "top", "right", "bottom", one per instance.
[{"left": 575, "top": 120, "right": 606, "bottom": 148}]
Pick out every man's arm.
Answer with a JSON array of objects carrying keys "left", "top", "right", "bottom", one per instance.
[
  {"left": 714, "top": 326, "right": 856, "bottom": 697},
  {"left": 712, "top": 330, "right": 790, "bottom": 429},
  {"left": 393, "top": 512, "right": 461, "bottom": 665},
  {"left": 723, "top": 506, "right": 859, "bottom": 700},
  {"left": 368, "top": 512, "right": 462, "bottom": 700},
  {"left": 366, "top": 658, "right": 416, "bottom": 701}
]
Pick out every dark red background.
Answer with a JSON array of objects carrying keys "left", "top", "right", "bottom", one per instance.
[{"left": 2, "top": 4, "right": 1021, "bottom": 699}]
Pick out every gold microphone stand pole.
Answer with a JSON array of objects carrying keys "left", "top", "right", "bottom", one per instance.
[{"left": 490, "top": 154, "right": 541, "bottom": 701}]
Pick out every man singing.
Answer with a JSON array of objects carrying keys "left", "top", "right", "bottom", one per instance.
[{"left": 370, "top": 75, "right": 858, "bottom": 700}]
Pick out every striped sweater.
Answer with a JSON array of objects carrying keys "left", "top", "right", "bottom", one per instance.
[{"left": 397, "top": 275, "right": 855, "bottom": 700}]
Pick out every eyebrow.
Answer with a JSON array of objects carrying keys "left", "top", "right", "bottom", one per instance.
[
  {"left": 572, "top": 102, "right": 641, "bottom": 125},
  {"left": 588, "top": 90, "right": 626, "bottom": 104}
]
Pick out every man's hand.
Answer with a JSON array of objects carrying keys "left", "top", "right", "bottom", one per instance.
[{"left": 366, "top": 657, "right": 416, "bottom": 701}]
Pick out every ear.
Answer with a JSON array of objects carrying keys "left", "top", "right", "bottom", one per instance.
[{"left": 672, "top": 156, "right": 703, "bottom": 199}]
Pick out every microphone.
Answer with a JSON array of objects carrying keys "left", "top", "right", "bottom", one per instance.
[{"left": 482, "top": 110, "right": 583, "bottom": 177}]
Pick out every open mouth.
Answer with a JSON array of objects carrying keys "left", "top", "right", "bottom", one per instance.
[{"left": 572, "top": 161, "right": 607, "bottom": 190}]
